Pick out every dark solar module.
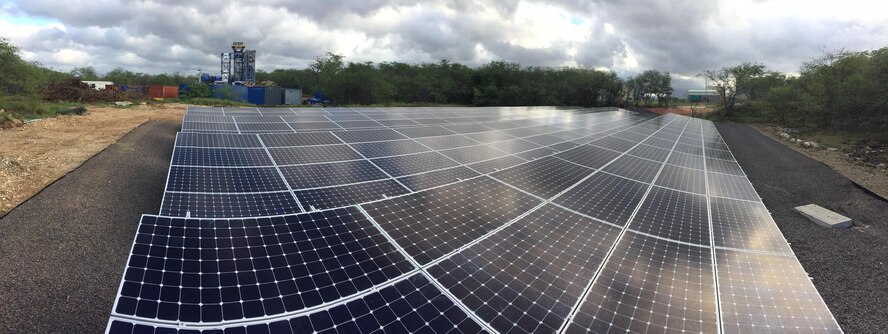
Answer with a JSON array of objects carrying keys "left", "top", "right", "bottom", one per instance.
[
  {"left": 279, "top": 160, "right": 389, "bottom": 189},
  {"left": 554, "top": 145, "right": 622, "bottom": 169},
  {"left": 630, "top": 186, "right": 711, "bottom": 245},
  {"left": 349, "top": 139, "right": 431, "bottom": 158},
  {"left": 717, "top": 250, "right": 842, "bottom": 334},
  {"left": 711, "top": 197, "right": 794, "bottom": 254},
  {"left": 554, "top": 172, "right": 649, "bottom": 226},
  {"left": 564, "top": 232, "right": 718, "bottom": 334},
  {"left": 175, "top": 133, "right": 262, "bottom": 148},
  {"left": 492, "top": 156, "right": 591, "bottom": 198},
  {"left": 172, "top": 148, "right": 272, "bottom": 167},
  {"left": 296, "top": 179, "right": 410, "bottom": 211},
  {"left": 365, "top": 177, "right": 541, "bottom": 265},
  {"left": 268, "top": 145, "right": 365, "bottom": 165},
  {"left": 396, "top": 166, "right": 480, "bottom": 191},
  {"left": 112, "top": 208, "right": 413, "bottom": 322},
  {"left": 160, "top": 191, "right": 301, "bottom": 218},
  {"left": 439, "top": 145, "right": 509, "bottom": 164},
  {"left": 166, "top": 166, "right": 288, "bottom": 193},
  {"left": 708, "top": 172, "right": 761, "bottom": 201},
  {"left": 466, "top": 155, "right": 527, "bottom": 174},
  {"left": 259, "top": 132, "right": 343, "bottom": 147},
  {"left": 414, "top": 135, "right": 480, "bottom": 150},
  {"left": 430, "top": 204, "right": 621, "bottom": 333},
  {"left": 332, "top": 128, "right": 407, "bottom": 143},
  {"left": 371, "top": 151, "right": 461, "bottom": 177}
]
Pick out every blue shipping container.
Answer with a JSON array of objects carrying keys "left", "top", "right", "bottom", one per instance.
[{"left": 248, "top": 87, "right": 266, "bottom": 105}]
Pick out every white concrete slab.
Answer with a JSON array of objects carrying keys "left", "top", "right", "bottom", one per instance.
[{"left": 794, "top": 204, "right": 853, "bottom": 228}]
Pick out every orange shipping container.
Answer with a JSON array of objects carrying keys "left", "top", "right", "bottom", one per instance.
[{"left": 147, "top": 85, "right": 179, "bottom": 99}]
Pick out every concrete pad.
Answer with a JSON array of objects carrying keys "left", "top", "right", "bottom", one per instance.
[{"left": 794, "top": 204, "right": 853, "bottom": 228}]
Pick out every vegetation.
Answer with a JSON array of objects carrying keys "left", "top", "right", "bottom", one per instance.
[
  {"left": 258, "top": 53, "right": 667, "bottom": 107},
  {"left": 703, "top": 47, "right": 888, "bottom": 133}
]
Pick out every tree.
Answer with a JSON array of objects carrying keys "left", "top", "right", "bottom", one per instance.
[
  {"left": 309, "top": 52, "right": 345, "bottom": 96},
  {"left": 699, "top": 63, "right": 766, "bottom": 114},
  {"left": 634, "top": 70, "right": 672, "bottom": 107},
  {"left": 69, "top": 66, "right": 99, "bottom": 81}
]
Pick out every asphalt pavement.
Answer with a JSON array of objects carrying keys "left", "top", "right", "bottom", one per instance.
[
  {"left": 717, "top": 122, "right": 888, "bottom": 334},
  {"left": 0, "top": 120, "right": 179, "bottom": 333}
]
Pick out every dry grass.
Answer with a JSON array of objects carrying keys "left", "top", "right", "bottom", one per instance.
[{"left": 0, "top": 103, "right": 186, "bottom": 216}]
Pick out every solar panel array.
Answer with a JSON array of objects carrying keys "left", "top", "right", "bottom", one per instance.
[{"left": 107, "top": 106, "right": 842, "bottom": 334}]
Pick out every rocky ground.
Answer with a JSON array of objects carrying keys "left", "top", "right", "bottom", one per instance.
[{"left": 754, "top": 124, "right": 888, "bottom": 199}]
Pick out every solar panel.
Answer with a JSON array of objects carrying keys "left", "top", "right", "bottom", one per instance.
[{"left": 108, "top": 107, "right": 842, "bottom": 334}]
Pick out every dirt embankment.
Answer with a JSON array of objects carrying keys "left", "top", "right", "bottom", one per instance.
[
  {"left": 753, "top": 124, "right": 888, "bottom": 199},
  {"left": 0, "top": 103, "right": 186, "bottom": 216}
]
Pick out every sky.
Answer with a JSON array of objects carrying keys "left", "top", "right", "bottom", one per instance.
[{"left": 1, "top": 0, "right": 887, "bottom": 95}]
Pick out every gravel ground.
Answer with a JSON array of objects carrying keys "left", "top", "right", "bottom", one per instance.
[
  {"left": 717, "top": 122, "right": 888, "bottom": 334},
  {"left": 0, "top": 120, "right": 179, "bottom": 333}
]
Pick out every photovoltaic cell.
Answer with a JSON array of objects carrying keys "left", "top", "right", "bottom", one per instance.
[
  {"left": 706, "top": 157, "right": 745, "bottom": 175},
  {"left": 717, "top": 250, "right": 842, "bottom": 334},
  {"left": 259, "top": 132, "right": 343, "bottom": 147},
  {"left": 626, "top": 143, "right": 672, "bottom": 162},
  {"left": 348, "top": 140, "right": 431, "bottom": 158},
  {"left": 287, "top": 121, "right": 341, "bottom": 131},
  {"left": 172, "top": 148, "right": 272, "bottom": 167},
  {"left": 630, "top": 186, "right": 710, "bottom": 245},
  {"left": 279, "top": 160, "right": 389, "bottom": 189},
  {"left": 429, "top": 204, "right": 621, "bottom": 334},
  {"left": 296, "top": 179, "right": 410, "bottom": 211},
  {"left": 166, "top": 166, "right": 288, "bottom": 193},
  {"left": 514, "top": 147, "right": 558, "bottom": 161},
  {"left": 565, "top": 232, "right": 719, "bottom": 334},
  {"left": 465, "top": 155, "right": 526, "bottom": 174},
  {"left": 111, "top": 107, "right": 842, "bottom": 334},
  {"left": 396, "top": 126, "right": 457, "bottom": 138},
  {"left": 591, "top": 136, "right": 637, "bottom": 152},
  {"left": 602, "top": 155, "right": 663, "bottom": 183},
  {"left": 175, "top": 133, "right": 262, "bottom": 148},
  {"left": 492, "top": 156, "right": 591, "bottom": 198},
  {"left": 112, "top": 208, "right": 413, "bottom": 323},
  {"left": 711, "top": 197, "right": 793, "bottom": 254},
  {"left": 371, "top": 151, "right": 461, "bottom": 177},
  {"left": 666, "top": 151, "right": 705, "bottom": 170},
  {"left": 708, "top": 172, "right": 761, "bottom": 201},
  {"left": 333, "top": 128, "right": 407, "bottom": 143},
  {"left": 439, "top": 145, "right": 509, "bottom": 164},
  {"left": 269, "top": 145, "right": 364, "bottom": 165},
  {"left": 554, "top": 172, "right": 649, "bottom": 225},
  {"left": 414, "top": 135, "right": 480, "bottom": 150},
  {"left": 554, "top": 145, "right": 621, "bottom": 169},
  {"left": 364, "top": 177, "right": 541, "bottom": 265},
  {"left": 654, "top": 164, "right": 707, "bottom": 194},
  {"left": 484, "top": 139, "right": 541, "bottom": 154},
  {"left": 396, "top": 166, "right": 480, "bottom": 192},
  {"left": 160, "top": 192, "right": 301, "bottom": 218}
]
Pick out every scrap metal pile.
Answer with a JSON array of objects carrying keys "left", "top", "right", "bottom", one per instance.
[{"left": 41, "top": 79, "right": 143, "bottom": 103}]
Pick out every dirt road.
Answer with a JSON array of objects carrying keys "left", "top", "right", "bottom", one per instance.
[{"left": 0, "top": 103, "right": 186, "bottom": 216}]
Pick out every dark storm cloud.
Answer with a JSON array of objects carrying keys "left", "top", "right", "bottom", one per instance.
[{"left": 2, "top": 0, "right": 886, "bottom": 91}]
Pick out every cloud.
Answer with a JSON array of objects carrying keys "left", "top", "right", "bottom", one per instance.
[{"left": 1, "top": 0, "right": 887, "bottom": 96}]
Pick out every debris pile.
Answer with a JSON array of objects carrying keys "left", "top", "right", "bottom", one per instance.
[{"left": 41, "top": 79, "right": 143, "bottom": 103}]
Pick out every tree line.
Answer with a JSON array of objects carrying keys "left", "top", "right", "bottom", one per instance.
[
  {"left": 701, "top": 47, "right": 888, "bottom": 131},
  {"left": 256, "top": 52, "right": 673, "bottom": 108}
]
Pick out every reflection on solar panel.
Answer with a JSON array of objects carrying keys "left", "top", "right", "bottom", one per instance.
[{"left": 108, "top": 107, "right": 842, "bottom": 333}]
